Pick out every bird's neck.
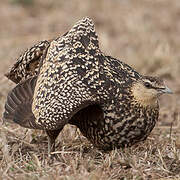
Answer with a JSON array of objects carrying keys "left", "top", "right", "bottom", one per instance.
[{"left": 132, "top": 94, "right": 158, "bottom": 107}]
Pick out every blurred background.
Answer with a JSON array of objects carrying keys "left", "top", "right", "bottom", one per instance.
[{"left": 0, "top": 0, "right": 180, "bottom": 127}]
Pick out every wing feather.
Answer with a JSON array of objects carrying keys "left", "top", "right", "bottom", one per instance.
[
  {"left": 32, "top": 17, "right": 104, "bottom": 130},
  {"left": 5, "top": 40, "right": 50, "bottom": 84}
]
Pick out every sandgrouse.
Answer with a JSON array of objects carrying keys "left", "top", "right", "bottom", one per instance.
[{"left": 3, "top": 17, "right": 172, "bottom": 154}]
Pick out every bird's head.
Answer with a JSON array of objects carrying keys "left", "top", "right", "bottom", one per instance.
[{"left": 131, "top": 76, "right": 173, "bottom": 106}]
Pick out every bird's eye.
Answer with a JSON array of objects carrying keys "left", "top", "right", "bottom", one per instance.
[{"left": 144, "top": 82, "right": 151, "bottom": 88}]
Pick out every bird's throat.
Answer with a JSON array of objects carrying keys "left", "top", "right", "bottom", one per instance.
[{"left": 131, "top": 84, "right": 158, "bottom": 107}]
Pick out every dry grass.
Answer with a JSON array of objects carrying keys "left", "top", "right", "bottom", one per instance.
[{"left": 0, "top": 0, "right": 180, "bottom": 179}]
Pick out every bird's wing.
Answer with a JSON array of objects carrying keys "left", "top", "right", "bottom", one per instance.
[
  {"left": 32, "top": 17, "right": 107, "bottom": 130},
  {"left": 5, "top": 40, "right": 50, "bottom": 84},
  {"left": 3, "top": 76, "right": 44, "bottom": 129}
]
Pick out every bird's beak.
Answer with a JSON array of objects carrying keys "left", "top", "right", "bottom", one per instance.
[{"left": 160, "top": 86, "right": 173, "bottom": 94}]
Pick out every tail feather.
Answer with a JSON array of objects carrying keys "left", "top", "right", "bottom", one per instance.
[
  {"left": 3, "top": 76, "right": 43, "bottom": 129},
  {"left": 4, "top": 103, "right": 14, "bottom": 120},
  {"left": 6, "top": 94, "right": 18, "bottom": 109},
  {"left": 9, "top": 90, "right": 22, "bottom": 104}
]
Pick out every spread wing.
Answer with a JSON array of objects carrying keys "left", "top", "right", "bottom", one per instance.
[
  {"left": 32, "top": 17, "right": 106, "bottom": 130},
  {"left": 3, "top": 76, "right": 44, "bottom": 129},
  {"left": 3, "top": 17, "right": 109, "bottom": 131},
  {"left": 5, "top": 40, "right": 50, "bottom": 84}
]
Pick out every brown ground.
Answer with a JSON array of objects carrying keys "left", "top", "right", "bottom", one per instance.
[{"left": 0, "top": 0, "right": 180, "bottom": 179}]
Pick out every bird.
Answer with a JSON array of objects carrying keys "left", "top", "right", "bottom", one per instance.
[
  {"left": 5, "top": 40, "right": 50, "bottom": 84},
  {"left": 3, "top": 17, "right": 173, "bottom": 154}
]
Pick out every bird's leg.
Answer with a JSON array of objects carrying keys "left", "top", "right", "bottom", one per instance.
[{"left": 46, "top": 128, "right": 63, "bottom": 155}]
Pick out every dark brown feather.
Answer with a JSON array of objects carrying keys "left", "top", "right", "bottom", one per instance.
[{"left": 3, "top": 76, "right": 43, "bottom": 129}]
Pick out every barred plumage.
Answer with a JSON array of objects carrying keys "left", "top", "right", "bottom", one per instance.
[
  {"left": 5, "top": 40, "right": 50, "bottom": 84},
  {"left": 3, "top": 17, "right": 172, "bottom": 153}
]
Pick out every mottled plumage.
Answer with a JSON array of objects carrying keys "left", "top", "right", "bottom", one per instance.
[
  {"left": 3, "top": 17, "right": 172, "bottom": 153},
  {"left": 5, "top": 40, "right": 50, "bottom": 84}
]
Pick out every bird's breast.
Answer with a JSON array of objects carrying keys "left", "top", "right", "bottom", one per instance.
[{"left": 92, "top": 103, "right": 159, "bottom": 150}]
